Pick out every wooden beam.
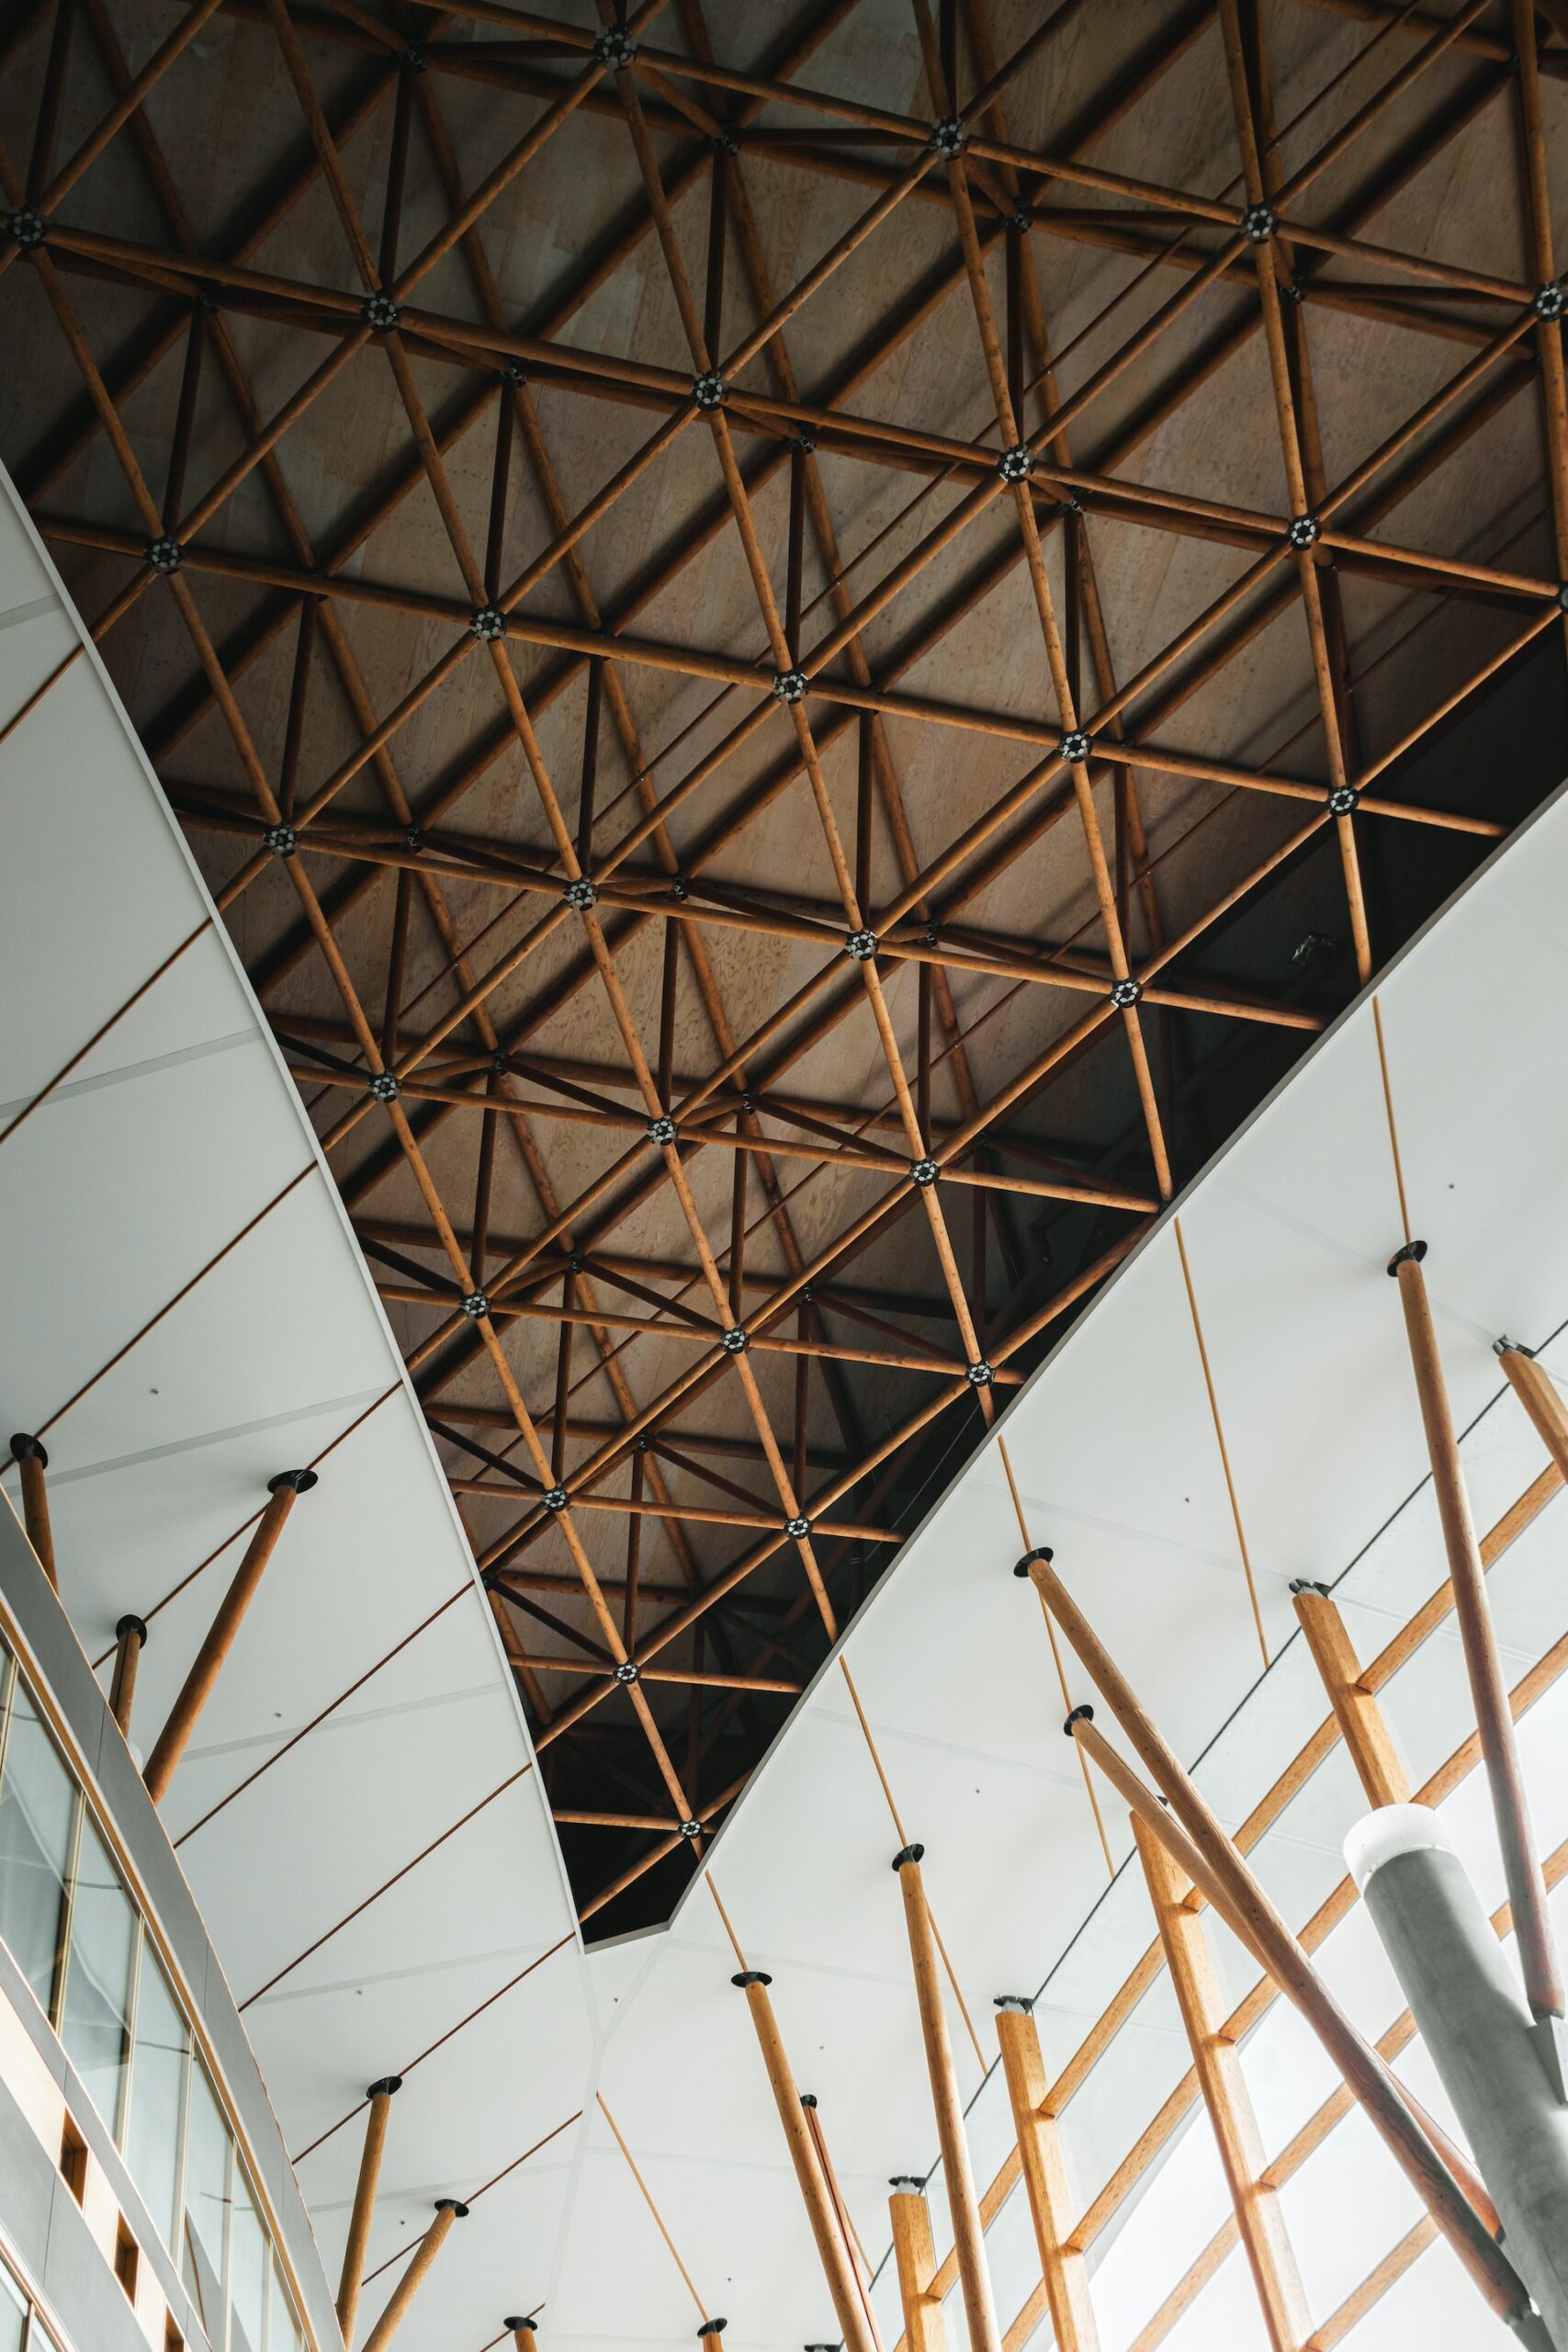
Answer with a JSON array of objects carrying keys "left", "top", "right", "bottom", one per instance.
[
  {"left": 1391, "top": 1242, "right": 1562, "bottom": 2019},
  {"left": 8, "top": 1434, "right": 56, "bottom": 1589},
  {"left": 733, "top": 1971, "right": 880, "bottom": 2352},
  {"left": 1289, "top": 1584, "right": 1410, "bottom": 1806},
  {"left": 108, "top": 1612, "right": 146, "bottom": 1741},
  {"left": 143, "top": 1468, "right": 317, "bottom": 1803},
  {"left": 1134, "top": 1815, "right": 1312, "bottom": 2352},
  {"left": 887, "top": 2181, "right": 944, "bottom": 2352},
  {"left": 893, "top": 1847, "right": 1000, "bottom": 2352},
  {"left": 1497, "top": 1340, "right": 1568, "bottom": 1484},
  {"left": 337, "top": 2075, "right": 401, "bottom": 2346},
  {"left": 359, "top": 2197, "right": 467, "bottom": 2352},
  {"left": 993, "top": 1999, "right": 1100, "bottom": 2352}
]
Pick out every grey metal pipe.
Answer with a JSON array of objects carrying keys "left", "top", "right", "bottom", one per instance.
[{"left": 1348, "top": 1806, "right": 1568, "bottom": 2350}]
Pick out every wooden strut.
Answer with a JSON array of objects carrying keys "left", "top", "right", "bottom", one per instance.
[
  {"left": 732, "top": 1970, "right": 880, "bottom": 2352},
  {"left": 142, "top": 1468, "right": 317, "bottom": 1804},
  {"left": 1391, "top": 1243, "right": 1563, "bottom": 2021},
  {"left": 1134, "top": 1815, "right": 1312, "bottom": 2352},
  {"left": 887, "top": 2179, "right": 945, "bottom": 2352},
  {"left": 358, "top": 2196, "right": 467, "bottom": 2352},
  {"left": 1289, "top": 1583, "right": 1410, "bottom": 1807},
  {"left": 892, "top": 1848, "right": 1000, "bottom": 2352},
  {"left": 8, "top": 1435, "right": 56, "bottom": 1589},
  {"left": 505, "top": 2321, "right": 536, "bottom": 2352},
  {"left": 1497, "top": 1340, "right": 1568, "bottom": 1486},
  {"left": 993, "top": 2000, "right": 1100, "bottom": 2352},
  {"left": 336, "top": 2074, "right": 401, "bottom": 2346},
  {"left": 1020, "top": 1555, "right": 1531, "bottom": 2324},
  {"left": 108, "top": 1613, "right": 147, "bottom": 1741}
]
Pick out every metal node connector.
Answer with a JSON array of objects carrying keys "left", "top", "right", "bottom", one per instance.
[
  {"left": 263, "top": 824, "right": 298, "bottom": 858},
  {"left": 470, "top": 605, "right": 505, "bottom": 641},
  {"left": 966, "top": 1360, "right": 995, "bottom": 1387},
  {"left": 909, "top": 1157, "right": 938, "bottom": 1187},
  {"left": 1111, "top": 978, "right": 1143, "bottom": 1009},
  {"left": 1240, "top": 203, "right": 1275, "bottom": 243},
  {"left": 692, "top": 369, "right": 727, "bottom": 409},
  {"left": 368, "top": 1072, "right": 399, "bottom": 1102},
  {"left": 997, "top": 444, "right": 1033, "bottom": 482},
  {"left": 361, "top": 291, "right": 400, "bottom": 331},
  {"left": 461, "top": 1290, "right": 490, "bottom": 1317},
  {"left": 144, "top": 536, "right": 183, "bottom": 574},
  {"left": 1287, "top": 514, "right": 1322, "bottom": 549},
  {"left": 773, "top": 668, "right": 807, "bottom": 704},
  {"left": 844, "top": 928, "right": 878, "bottom": 961}
]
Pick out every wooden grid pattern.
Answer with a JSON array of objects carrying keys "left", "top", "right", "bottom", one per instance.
[{"left": 2, "top": 0, "right": 1565, "bottom": 1933}]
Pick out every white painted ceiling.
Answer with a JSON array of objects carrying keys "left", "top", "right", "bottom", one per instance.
[{"left": 5, "top": 457, "right": 1568, "bottom": 2352}]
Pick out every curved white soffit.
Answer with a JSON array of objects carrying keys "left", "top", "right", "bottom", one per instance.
[
  {"left": 0, "top": 465, "right": 602, "bottom": 2348},
  {"left": 562, "top": 774, "right": 1568, "bottom": 2351}
]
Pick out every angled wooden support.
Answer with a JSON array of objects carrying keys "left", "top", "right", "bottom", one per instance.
[
  {"left": 1019, "top": 1553, "right": 1532, "bottom": 2329},
  {"left": 143, "top": 1467, "right": 317, "bottom": 1804},
  {"left": 887, "top": 2179, "right": 944, "bottom": 2352},
  {"left": 504, "top": 2323, "right": 536, "bottom": 2352},
  {"left": 1134, "top": 1815, "right": 1312, "bottom": 2352},
  {"left": 1288, "top": 1584, "right": 1410, "bottom": 1807},
  {"left": 992, "top": 1998, "right": 1100, "bottom": 2352},
  {"left": 1391, "top": 1242, "right": 1562, "bottom": 2021},
  {"left": 359, "top": 2196, "right": 467, "bottom": 2352},
  {"left": 803, "top": 2094, "right": 878, "bottom": 2319},
  {"left": 892, "top": 1846, "right": 1000, "bottom": 2352},
  {"left": 1496, "top": 1339, "right": 1568, "bottom": 1485},
  {"left": 108, "top": 1613, "right": 147, "bottom": 1741},
  {"left": 337, "top": 2075, "right": 402, "bottom": 2345},
  {"left": 696, "top": 2318, "right": 728, "bottom": 2352},
  {"left": 732, "top": 1970, "right": 880, "bottom": 2352},
  {"left": 9, "top": 1434, "right": 56, "bottom": 1589}
]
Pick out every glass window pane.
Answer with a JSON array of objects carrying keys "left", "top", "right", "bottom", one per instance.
[
  {"left": 125, "top": 1946, "right": 188, "bottom": 2246},
  {"left": 0, "top": 1679, "right": 77, "bottom": 2015},
  {"left": 0, "top": 2263, "right": 25, "bottom": 2352},
  {"left": 58, "top": 1815, "right": 136, "bottom": 2128},
  {"left": 230, "top": 2163, "right": 265, "bottom": 2352},
  {"left": 182, "top": 2061, "right": 231, "bottom": 2345}
]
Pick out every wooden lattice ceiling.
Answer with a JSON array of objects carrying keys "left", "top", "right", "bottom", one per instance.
[{"left": 3, "top": 0, "right": 1565, "bottom": 1934}]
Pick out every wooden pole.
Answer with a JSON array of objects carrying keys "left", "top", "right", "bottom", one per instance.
[
  {"left": 504, "top": 2321, "right": 536, "bottom": 2352},
  {"left": 359, "top": 2197, "right": 466, "bottom": 2352},
  {"left": 992, "top": 2000, "right": 1099, "bottom": 2352},
  {"left": 8, "top": 1435, "right": 56, "bottom": 1589},
  {"left": 1289, "top": 1583, "right": 1411, "bottom": 1807},
  {"left": 892, "top": 1848, "right": 1000, "bottom": 2352},
  {"left": 1134, "top": 1815, "right": 1312, "bottom": 2352},
  {"left": 336, "top": 2075, "right": 401, "bottom": 2345},
  {"left": 108, "top": 1613, "right": 146, "bottom": 1741},
  {"left": 1020, "top": 1553, "right": 1531, "bottom": 2324},
  {"left": 1391, "top": 1242, "right": 1562, "bottom": 2020},
  {"left": 697, "top": 2319, "right": 728, "bottom": 2352},
  {"left": 887, "top": 2179, "right": 944, "bottom": 2352},
  {"left": 143, "top": 1468, "right": 317, "bottom": 1804},
  {"left": 1496, "top": 1340, "right": 1568, "bottom": 1485},
  {"left": 732, "top": 1971, "right": 879, "bottom": 2352}
]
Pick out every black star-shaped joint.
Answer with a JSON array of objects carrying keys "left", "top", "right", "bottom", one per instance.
[
  {"left": 543, "top": 1486, "right": 569, "bottom": 1513},
  {"left": 1110, "top": 978, "right": 1143, "bottom": 1010},
  {"left": 593, "top": 26, "right": 637, "bottom": 68},
  {"left": 909, "top": 1157, "right": 938, "bottom": 1187},
  {"left": 615, "top": 1659, "right": 640, "bottom": 1683},
  {"left": 844, "top": 928, "right": 878, "bottom": 961},
  {"left": 461, "top": 1290, "right": 489, "bottom": 1318},
  {"left": 1535, "top": 282, "right": 1566, "bottom": 321},
  {"left": 470, "top": 605, "right": 505, "bottom": 641},
  {"left": 967, "top": 1360, "right": 995, "bottom": 1387},
  {"left": 1286, "top": 514, "right": 1322, "bottom": 549},
  {"left": 692, "top": 369, "right": 727, "bottom": 409},
  {"left": 563, "top": 876, "right": 598, "bottom": 910},
  {"left": 784, "top": 1514, "right": 810, "bottom": 1539},
  {"left": 263, "top": 823, "right": 298, "bottom": 858},
  {"left": 6, "top": 207, "right": 46, "bottom": 248},
  {"left": 667, "top": 874, "right": 690, "bottom": 900},
  {"left": 361, "top": 290, "right": 400, "bottom": 331},
  {"left": 997, "top": 444, "right": 1033, "bottom": 482},
  {"left": 501, "top": 359, "right": 526, "bottom": 387},
  {"left": 1326, "top": 784, "right": 1359, "bottom": 817},
  {"left": 1240, "top": 203, "right": 1275, "bottom": 243},
  {"left": 400, "top": 43, "right": 425, "bottom": 72},
  {"left": 368, "top": 1072, "right": 399, "bottom": 1102},
  {"left": 773, "top": 667, "right": 807, "bottom": 704},
  {"left": 721, "top": 1327, "right": 748, "bottom": 1353},
  {"left": 1059, "top": 729, "right": 1092, "bottom": 763},
  {"left": 491, "top": 1051, "right": 511, "bottom": 1074},
  {"left": 647, "top": 1114, "right": 677, "bottom": 1147},
  {"left": 928, "top": 117, "right": 965, "bottom": 157},
  {"left": 144, "top": 536, "right": 183, "bottom": 575},
  {"left": 681, "top": 1819, "right": 704, "bottom": 1839},
  {"left": 404, "top": 825, "right": 423, "bottom": 851}
]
